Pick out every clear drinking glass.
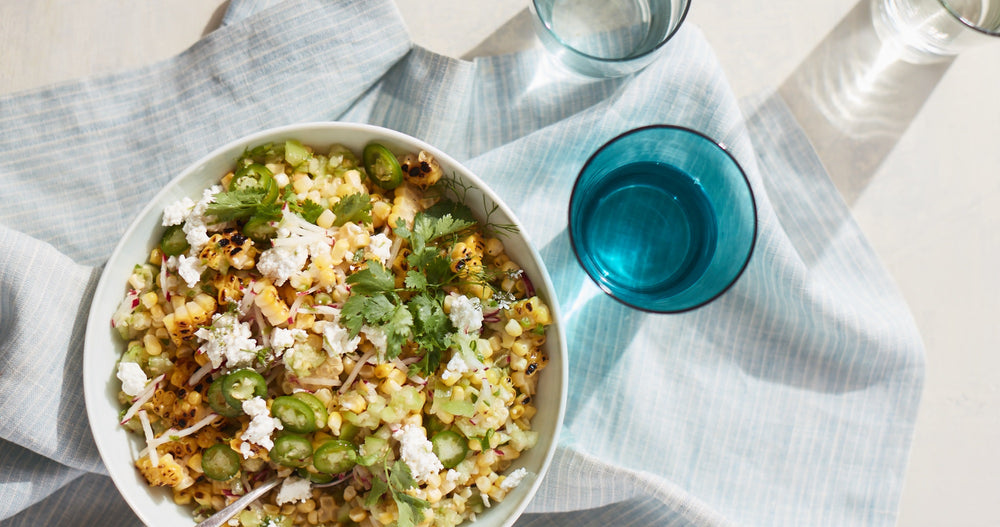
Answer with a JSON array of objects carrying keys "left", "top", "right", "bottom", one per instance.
[
  {"left": 529, "top": 0, "right": 691, "bottom": 77},
  {"left": 568, "top": 126, "right": 757, "bottom": 313},
  {"left": 872, "top": 0, "right": 1000, "bottom": 62}
]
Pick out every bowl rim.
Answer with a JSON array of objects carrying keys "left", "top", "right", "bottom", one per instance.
[
  {"left": 83, "top": 121, "right": 568, "bottom": 527},
  {"left": 566, "top": 123, "right": 758, "bottom": 314}
]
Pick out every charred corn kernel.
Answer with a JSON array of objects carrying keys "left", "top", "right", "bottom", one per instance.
[
  {"left": 187, "top": 452, "right": 203, "bottom": 473},
  {"left": 255, "top": 283, "right": 291, "bottom": 326},
  {"left": 387, "top": 367, "right": 407, "bottom": 386},
  {"left": 281, "top": 503, "right": 296, "bottom": 516},
  {"left": 377, "top": 510, "right": 396, "bottom": 525},
  {"left": 326, "top": 411, "right": 342, "bottom": 435},
  {"left": 475, "top": 476, "right": 492, "bottom": 493},
  {"left": 163, "top": 297, "right": 214, "bottom": 344},
  {"left": 131, "top": 311, "right": 151, "bottom": 331},
  {"left": 398, "top": 150, "right": 443, "bottom": 189},
  {"left": 262, "top": 503, "right": 280, "bottom": 516},
  {"left": 510, "top": 404, "right": 525, "bottom": 420},
  {"left": 388, "top": 182, "right": 421, "bottom": 229},
  {"left": 340, "top": 392, "right": 366, "bottom": 413},
  {"left": 511, "top": 339, "right": 530, "bottom": 358},
  {"left": 374, "top": 363, "right": 395, "bottom": 379},
  {"left": 348, "top": 506, "right": 367, "bottom": 523},
  {"left": 342, "top": 485, "right": 358, "bottom": 502},
  {"left": 142, "top": 333, "right": 162, "bottom": 356},
  {"left": 504, "top": 319, "right": 523, "bottom": 337},
  {"left": 194, "top": 350, "right": 210, "bottom": 366},
  {"left": 150, "top": 304, "right": 165, "bottom": 325},
  {"left": 330, "top": 238, "right": 351, "bottom": 264},
  {"left": 441, "top": 372, "right": 461, "bottom": 388},
  {"left": 379, "top": 377, "right": 403, "bottom": 395},
  {"left": 307, "top": 510, "right": 319, "bottom": 524},
  {"left": 185, "top": 390, "right": 202, "bottom": 406},
  {"left": 297, "top": 499, "right": 317, "bottom": 513},
  {"left": 372, "top": 200, "right": 392, "bottom": 227},
  {"left": 172, "top": 490, "right": 192, "bottom": 505},
  {"left": 485, "top": 237, "right": 504, "bottom": 257},
  {"left": 292, "top": 173, "right": 314, "bottom": 194},
  {"left": 511, "top": 355, "right": 528, "bottom": 372},
  {"left": 316, "top": 208, "right": 336, "bottom": 229},
  {"left": 141, "top": 291, "right": 159, "bottom": 309},
  {"left": 425, "top": 487, "right": 444, "bottom": 504}
]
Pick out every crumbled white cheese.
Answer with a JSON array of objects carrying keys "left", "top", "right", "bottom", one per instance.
[
  {"left": 445, "top": 469, "right": 461, "bottom": 484},
  {"left": 449, "top": 293, "right": 483, "bottom": 334},
  {"left": 182, "top": 185, "right": 223, "bottom": 253},
  {"left": 176, "top": 254, "right": 206, "bottom": 288},
  {"left": 195, "top": 312, "right": 260, "bottom": 369},
  {"left": 361, "top": 325, "right": 387, "bottom": 356},
  {"left": 392, "top": 424, "right": 443, "bottom": 483},
  {"left": 368, "top": 232, "right": 392, "bottom": 265},
  {"left": 441, "top": 353, "right": 470, "bottom": 384},
  {"left": 256, "top": 245, "right": 308, "bottom": 286},
  {"left": 500, "top": 467, "right": 528, "bottom": 490},
  {"left": 317, "top": 320, "right": 361, "bottom": 357},
  {"left": 271, "top": 327, "right": 307, "bottom": 349},
  {"left": 239, "top": 396, "right": 282, "bottom": 458},
  {"left": 116, "top": 361, "right": 148, "bottom": 397},
  {"left": 275, "top": 476, "right": 313, "bottom": 505},
  {"left": 162, "top": 197, "right": 195, "bottom": 227}
]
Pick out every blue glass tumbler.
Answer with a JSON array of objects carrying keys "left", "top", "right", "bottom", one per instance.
[{"left": 568, "top": 125, "right": 757, "bottom": 313}]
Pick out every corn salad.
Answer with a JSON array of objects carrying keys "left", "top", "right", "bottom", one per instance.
[{"left": 111, "top": 139, "right": 551, "bottom": 527}]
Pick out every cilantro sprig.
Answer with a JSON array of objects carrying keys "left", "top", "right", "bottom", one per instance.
[
  {"left": 364, "top": 460, "right": 430, "bottom": 527},
  {"left": 340, "top": 211, "right": 479, "bottom": 374}
]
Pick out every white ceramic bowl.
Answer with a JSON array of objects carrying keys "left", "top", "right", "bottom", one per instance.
[{"left": 83, "top": 122, "right": 567, "bottom": 527}]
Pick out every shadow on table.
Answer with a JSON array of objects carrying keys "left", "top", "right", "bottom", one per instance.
[{"left": 773, "top": 0, "right": 953, "bottom": 205}]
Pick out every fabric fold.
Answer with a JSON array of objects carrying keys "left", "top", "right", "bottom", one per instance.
[{"left": 0, "top": 0, "right": 924, "bottom": 525}]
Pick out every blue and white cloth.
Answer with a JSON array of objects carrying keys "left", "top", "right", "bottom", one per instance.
[{"left": 0, "top": 0, "right": 924, "bottom": 525}]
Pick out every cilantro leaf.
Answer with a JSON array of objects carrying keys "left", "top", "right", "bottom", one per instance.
[
  {"left": 384, "top": 305, "right": 414, "bottom": 359},
  {"left": 331, "top": 192, "right": 373, "bottom": 227},
  {"left": 387, "top": 461, "right": 429, "bottom": 527},
  {"left": 403, "top": 270, "right": 428, "bottom": 290},
  {"left": 346, "top": 262, "right": 396, "bottom": 295},
  {"left": 388, "top": 460, "right": 417, "bottom": 490},
  {"left": 206, "top": 187, "right": 270, "bottom": 221},
  {"left": 289, "top": 199, "right": 325, "bottom": 224},
  {"left": 365, "top": 474, "right": 388, "bottom": 507}
]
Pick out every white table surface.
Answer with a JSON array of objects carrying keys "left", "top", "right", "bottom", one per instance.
[{"left": 2, "top": 1, "right": 998, "bottom": 525}]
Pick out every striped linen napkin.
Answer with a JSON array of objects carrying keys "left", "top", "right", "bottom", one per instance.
[{"left": 0, "top": 0, "right": 924, "bottom": 525}]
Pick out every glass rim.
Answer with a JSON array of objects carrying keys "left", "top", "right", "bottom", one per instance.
[
  {"left": 567, "top": 124, "right": 758, "bottom": 314},
  {"left": 530, "top": 0, "right": 693, "bottom": 64},
  {"left": 940, "top": 0, "right": 1000, "bottom": 37}
]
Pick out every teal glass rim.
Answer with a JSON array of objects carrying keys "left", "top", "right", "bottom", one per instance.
[{"left": 567, "top": 124, "right": 758, "bottom": 314}]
